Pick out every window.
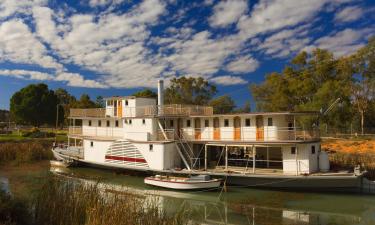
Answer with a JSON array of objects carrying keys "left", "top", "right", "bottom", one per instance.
[
  {"left": 170, "top": 120, "right": 174, "bottom": 127},
  {"left": 88, "top": 120, "right": 92, "bottom": 126},
  {"left": 291, "top": 147, "right": 296, "bottom": 154},
  {"left": 224, "top": 119, "right": 229, "bottom": 127},
  {"left": 245, "top": 118, "right": 251, "bottom": 127},
  {"left": 98, "top": 120, "right": 102, "bottom": 127},
  {"left": 268, "top": 118, "right": 273, "bottom": 126},
  {"left": 205, "top": 120, "right": 209, "bottom": 127},
  {"left": 115, "top": 120, "right": 119, "bottom": 127},
  {"left": 90, "top": 141, "right": 94, "bottom": 147},
  {"left": 106, "top": 120, "right": 110, "bottom": 127},
  {"left": 125, "top": 100, "right": 128, "bottom": 106},
  {"left": 149, "top": 144, "right": 153, "bottom": 151},
  {"left": 311, "top": 145, "right": 316, "bottom": 154},
  {"left": 186, "top": 120, "right": 191, "bottom": 127},
  {"left": 142, "top": 119, "right": 146, "bottom": 125},
  {"left": 129, "top": 119, "right": 132, "bottom": 124}
]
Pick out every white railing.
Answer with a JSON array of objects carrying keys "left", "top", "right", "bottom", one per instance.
[
  {"left": 68, "top": 126, "right": 123, "bottom": 138},
  {"left": 70, "top": 104, "right": 213, "bottom": 118},
  {"left": 181, "top": 127, "right": 319, "bottom": 142}
]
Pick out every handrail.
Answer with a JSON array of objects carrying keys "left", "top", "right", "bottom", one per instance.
[
  {"left": 180, "top": 127, "right": 320, "bottom": 142},
  {"left": 70, "top": 104, "right": 213, "bottom": 118}
]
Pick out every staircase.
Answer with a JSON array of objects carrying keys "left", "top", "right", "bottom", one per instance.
[{"left": 175, "top": 131, "right": 200, "bottom": 170}]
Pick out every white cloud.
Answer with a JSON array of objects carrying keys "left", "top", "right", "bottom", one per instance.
[
  {"left": 0, "top": 19, "right": 62, "bottom": 69},
  {"left": 88, "top": 0, "right": 126, "bottom": 7},
  {"left": 210, "top": 75, "right": 247, "bottom": 86},
  {"left": 32, "top": 0, "right": 167, "bottom": 88},
  {"left": 0, "top": 69, "right": 53, "bottom": 80},
  {"left": 311, "top": 28, "right": 372, "bottom": 56},
  {"left": 237, "top": 0, "right": 330, "bottom": 41},
  {"left": 209, "top": 0, "right": 247, "bottom": 28},
  {"left": 55, "top": 72, "right": 107, "bottom": 88},
  {"left": 0, "top": 0, "right": 47, "bottom": 19},
  {"left": 225, "top": 56, "right": 259, "bottom": 73},
  {"left": 334, "top": 6, "right": 363, "bottom": 23},
  {"left": 257, "top": 25, "right": 312, "bottom": 58},
  {"left": 0, "top": 69, "right": 107, "bottom": 88}
]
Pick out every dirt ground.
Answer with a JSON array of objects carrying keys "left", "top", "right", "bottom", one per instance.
[{"left": 322, "top": 138, "right": 375, "bottom": 154}]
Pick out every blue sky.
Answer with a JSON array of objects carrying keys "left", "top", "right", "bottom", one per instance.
[{"left": 0, "top": 0, "right": 374, "bottom": 110}]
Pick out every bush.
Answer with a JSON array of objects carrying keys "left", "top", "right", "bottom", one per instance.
[
  {"left": 0, "top": 141, "right": 53, "bottom": 164},
  {"left": 21, "top": 129, "right": 55, "bottom": 138}
]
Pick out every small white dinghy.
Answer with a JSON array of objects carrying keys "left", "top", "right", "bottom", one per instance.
[{"left": 144, "top": 175, "right": 221, "bottom": 190}]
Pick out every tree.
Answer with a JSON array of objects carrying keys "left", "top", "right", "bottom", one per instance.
[
  {"left": 250, "top": 49, "right": 354, "bottom": 131},
  {"left": 352, "top": 37, "right": 375, "bottom": 134},
  {"left": 209, "top": 95, "right": 236, "bottom": 114},
  {"left": 164, "top": 77, "right": 217, "bottom": 105},
  {"left": 132, "top": 89, "right": 157, "bottom": 98},
  {"left": 75, "top": 94, "right": 97, "bottom": 108},
  {"left": 10, "top": 83, "right": 58, "bottom": 126},
  {"left": 235, "top": 101, "right": 251, "bottom": 113},
  {"left": 55, "top": 88, "right": 77, "bottom": 124}
]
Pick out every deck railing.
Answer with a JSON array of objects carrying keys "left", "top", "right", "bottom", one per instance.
[
  {"left": 69, "top": 104, "right": 213, "bottom": 118},
  {"left": 68, "top": 126, "right": 123, "bottom": 138},
  {"left": 70, "top": 108, "right": 106, "bottom": 118},
  {"left": 181, "top": 127, "right": 320, "bottom": 142}
]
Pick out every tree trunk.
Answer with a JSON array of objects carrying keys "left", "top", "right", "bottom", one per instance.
[{"left": 361, "top": 110, "right": 364, "bottom": 135}]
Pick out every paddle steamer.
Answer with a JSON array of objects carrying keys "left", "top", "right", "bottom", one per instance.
[{"left": 53, "top": 80, "right": 365, "bottom": 191}]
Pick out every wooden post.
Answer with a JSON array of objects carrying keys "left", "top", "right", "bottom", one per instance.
[
  {"left": 225, "top": 145, "right": 228, "bottom": 171},
  {"left": 266, "top": 145, "right": 269, "bottom": 168},
  {"left": 204, "top": 144, "right": 208, "bottom": 171},
  {"left": 295, "top": 145, "right": 299, "bottom": 176},
  {"left": 252, "top": 145, "right": 255, "bottom": 174}
]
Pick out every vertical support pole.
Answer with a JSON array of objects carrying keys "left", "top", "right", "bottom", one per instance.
[
  {"left": 225, "top": 145, "right": 228, "bottom": 171},
  {"left": 68, "top": 137, "right": 70, "bottom": 147},
  {"left": 295, "top": 145, "right": 298, "bottom": 176},
  {"left": 267, "top": 145, "right": 269, "bottom": 168},
  {"left": 74, "top": 138, "right": 77, "bottom": 147},
  {"left": 204, "top": 144, "right": 208, "bottom": 171},
  {"left": 293, "top": 115, "right": 296, "bottom": 140},
  {"left": 252, "top": 145, "right": 255, "bottom": 174}
]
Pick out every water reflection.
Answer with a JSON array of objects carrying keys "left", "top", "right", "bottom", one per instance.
[
  {"left": 0, "top": 176, "right": 10, "bottom": 194},
  {"left": 50, "top": 166, "right": 374, "bottom": 225}
]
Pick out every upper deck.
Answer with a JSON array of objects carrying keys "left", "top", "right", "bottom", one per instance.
[{"left": 69, "top": 104, "right": 213, "bottom": 118}]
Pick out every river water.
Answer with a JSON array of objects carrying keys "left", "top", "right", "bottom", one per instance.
[{"left": 1, "top": 163, "right": 375, "bottom": 225}]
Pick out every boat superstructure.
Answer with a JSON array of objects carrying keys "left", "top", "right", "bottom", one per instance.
[{"left": 53, "top": 80, "right": 364, "bottom": 191}]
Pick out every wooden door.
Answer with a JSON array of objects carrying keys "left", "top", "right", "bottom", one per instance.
[
  {"left": 213, "top": 117, "right": 220, "bottom": 140},
  {"left": 256, "top": 116, "right": 264, "bottom": 141},
  {"left": 194, "top": 118, "right": 201, "bottom": 140},
  {"left": 234, "top": 117, "right": 241, "bottom": 140},
  {"left": 117, "top": 100, "right": 122, "bottom": 117}
]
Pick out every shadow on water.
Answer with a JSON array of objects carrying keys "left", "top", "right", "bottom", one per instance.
[{"left": 49, "top": 166, "right": 375, "bottom": 225}]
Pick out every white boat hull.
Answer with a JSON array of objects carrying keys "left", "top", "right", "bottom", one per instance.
[{"left": 144, "top": 177, "right": 221, "bottom": 190}]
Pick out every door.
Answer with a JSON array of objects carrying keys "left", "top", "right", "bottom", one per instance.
[
  {"left": 234, "top": 117, "right": 241, "bottom": 140},
  {"left": 194, "top": 118, "right": 201, "bottom": 140},
  {"left": 117, "top": 100, "right": 122, "bottom": 117},
  {"left": 256, "top": 116, "right": 264, "bottom": 141},
  {"left": 213, "top": 117, "right": 220, "bottom": 140}
]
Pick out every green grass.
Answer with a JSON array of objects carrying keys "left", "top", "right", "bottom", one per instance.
[{"left": 0, "top": 131, "right": 67, "bottom": 143}]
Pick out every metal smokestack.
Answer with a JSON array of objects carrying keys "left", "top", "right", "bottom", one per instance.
[{"left": 158, "top": 79, "right": 164, "bottom": 106}]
